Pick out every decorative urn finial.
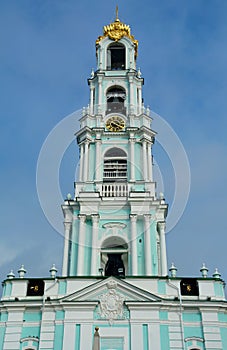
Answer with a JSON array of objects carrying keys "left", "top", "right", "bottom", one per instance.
[
  {"left": 169, "top": 262, "right": 177, "bottom": 277},
  {"left": 49, "top": 264, "right": 58, "bottom": 278},
  {"left": 200, "top": 263, "right": 208, "bottom": 278},
  {"left": 7, "top": 270, "right": 15, "bottom": 279},
  {"left": 18, "top": 265, "right": 26, "bottom": 278},
  {"left": 213, "top": 268, "right": 221, "bottom": 279}
]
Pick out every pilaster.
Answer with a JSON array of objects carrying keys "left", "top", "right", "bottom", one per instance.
[
  {"left": 83, "top": 141, "right": 89, "bottom": 182},
  {"left": 130, "top": 214, "right": 138, "bottom": 275},
  {"left": 95, "top": 138, "right": 102, "bottom": 182},
  {"left": 62, "top": 222, "right": 72, "bottom": 276},
  {"left": 157, "top": 222, "right": 167, "bottom": 276},
  {"left": 91, "top": 215, "right": 99, "bottom": 275},
  {"left": 144, "top": 214, "right": 152, "bottom": 275},
  {"left": 77, "top": 214, "right": 86, "bottom": 276},
  {"left": 129, "top": 138, "right": 135, "bottom": 182},
  {"left": 142, "top": 140, "right": 148, "bottom": 181}
]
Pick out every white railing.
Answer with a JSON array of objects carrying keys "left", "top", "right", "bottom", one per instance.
[
  {"left": 102, "top": 183, "right": 128, "bottom": 197},
  {"left": 103, "top": 171, "right": 127, "bottom": 178},
  {"left": 82, "top": 103, "right": 150, "bottom": 118}
]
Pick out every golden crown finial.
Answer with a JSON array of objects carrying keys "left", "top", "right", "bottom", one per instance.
[{"left": 96, "top": 8, "right": 138, "bottom": 56}]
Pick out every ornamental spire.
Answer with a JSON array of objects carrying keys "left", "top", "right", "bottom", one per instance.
[
  {"left": 115, "top": 5, "right": 119, "bottom": 21},
  {"left": 96, "top": 7, "right": 138, "bottom": 56}
]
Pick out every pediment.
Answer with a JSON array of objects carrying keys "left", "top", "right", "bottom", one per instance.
[{"left": 61, "top": 277, "right": 161, "bottom": 303}]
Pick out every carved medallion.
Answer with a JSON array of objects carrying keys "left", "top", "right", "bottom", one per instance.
[{"left": 97, "top": 281, "right": 127, "bottom": 324}]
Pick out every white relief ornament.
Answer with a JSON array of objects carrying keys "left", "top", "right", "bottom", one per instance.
[
  {"left": 98, "top": 281, "right": 125, "bottom": 324},
  {"left": 102, "top": 223, "right": 126, "bottom": 238}
]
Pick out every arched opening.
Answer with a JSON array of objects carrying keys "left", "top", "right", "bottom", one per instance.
[
  {"left": 101, "top": 236, "right": 128, "bottom": 277},
  {"left": 106, "top": 86, "right": 126, "bottom": 115},
  {"left": 103, "top": 147, "right": 127, "bottom": 182},
  {"left": 107, "top": 43, "right": 125, "bottom": 70}
]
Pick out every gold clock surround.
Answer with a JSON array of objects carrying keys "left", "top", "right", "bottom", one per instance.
[{"left": 106, "top": 115, "right": 125, "bottom": 132}]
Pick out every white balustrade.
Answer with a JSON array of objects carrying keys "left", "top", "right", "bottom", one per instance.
[{"left": 102, "top": 183, "right": 128, "bottom": 197}]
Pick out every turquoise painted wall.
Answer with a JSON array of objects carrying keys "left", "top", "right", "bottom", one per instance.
[
  {"left": 56, "top": 310, "right": 65, "bottom": 320},
  {"left": 85, "top": 218, "right": 92, "bottom": 274},
  {"left": 183, "top": 312, "right": 202, "bottom": 322},
  {"left": 220, "top": 327, "right": 227, "bottom": 350},
  {"left": 184, "top": 326, "right": 203, "bottom": 339},
  {"left": 75, "top": 324, "right": 81, "bottom": 350},
  {"left": 158, "top": 281, "right": 166, "bottom": 295},
  {"left": 23, "top": 311, "right": 42, "bottom": 322},
  {"left": 0, "top": 327, "right": 5, "bottom": 350},
  {"left": 70, "top": 216, "right": 79, "bottom": 275},
  {"left": 159, "top": 311, "right": 168, "bottom": 320},
  {"left": 214, "top": 281, "right": 225, "bottom": 297},
  {"left": 53, "top": 324, "right": 64, "bottom": 350},
  {"left": 134, "top": 143, "right": 143, "bottom": 180},
  {"left": 58, "top": 280, "right": 67, "bottom": 295},
  {"left": 88, "top": 143, "right": 95, "bottom": 181},
  {"left": 3, "top": 281, "right": 12, "bottom": 297},
  {"left": 151, "top": 222, "right": 158, "bottom": 274},
  {"left": 142, "top": 324, "right": 148, "bottom": 350},
  {"left": 21, "top": 326, "right": 40, "bottom": 339},
  {"left": 160, "top": 325, "right": 169, "bottom": 350},
  {"left": 137, "top": 218, "right": 145, "bottom": 275}
]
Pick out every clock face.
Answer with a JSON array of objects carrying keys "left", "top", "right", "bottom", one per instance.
[{"left": 106, "top": 116, "right": 125, "bottom": 132}]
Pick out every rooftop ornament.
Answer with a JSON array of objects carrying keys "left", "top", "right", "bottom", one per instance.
[
  {"left": 7, "top": 270, "right": 15, "bottom": 279},
  {"left": 49, "top": 264, "right": 58, "bottom": 278},
  {"left": 212, "top": 268, "right": 221, "bottom": 280},
  {"left": 18, "top": 265, "right": 27, "bottom": 278},
  {"left": 200, "top": 263, "right": 209, "bottom": 278},
  {"left": 96, "top": 6, "right": 138, "bottom": 57},
  {"left": 169, "top": 262, "right": 177, "bottom": 278}
]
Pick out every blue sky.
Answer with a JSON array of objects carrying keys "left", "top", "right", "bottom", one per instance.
[{"left": 1, "top": 1, "right": 227, "bottom": 285}]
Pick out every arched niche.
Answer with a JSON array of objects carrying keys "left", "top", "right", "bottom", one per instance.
[
  {"left": 106, "top": 86, "right": 126, "bottom": 115},
  {"left": 101, "top": 235, "right": 128, "bottom": 277},
  {"left": 103, "top": 147, "right": 127, "bottom": 182},
  {"left": 107, "top": 42, "right": 126, "bottom": 70}
]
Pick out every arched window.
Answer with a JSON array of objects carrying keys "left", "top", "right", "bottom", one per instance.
[
  {"left": 107, "top": 43, "right": 125, "bottom": 70},
  {"left": 185, "top": 336, "right": 204, "bottom": 350},
  {"left": 106, "top": 86, "right": 126, "bottom": 115},
  {"left": 103, "top": 148, "right": 127, "bottom": 182},
  {"left": 20, "top": 336, "right": 39, "bottom": 350},
  {"left": 101, "top": 236, "right": 128, "bottom": 277}
]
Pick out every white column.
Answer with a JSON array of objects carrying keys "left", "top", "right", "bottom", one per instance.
[
  {"left": 79, "top": 143, "right": 84, "bottom": 181},
  {"left": 90, "top": 87, "right": 94, "bottom": 115},
  {"left": 138, "top": 87, "right": 142, "bottom": 114},
  {"left": 62, "top": 320, "right": 76, "bottom": 350},
  {"left": 158, "top": 222, "right": 168, "bottom": 276},
  {"left": 130, "top": 138, "right": 135, "bottom": 182},
  {"left": 142, "top": 140, "right": 148, "bottom": 181},
  {"left": 147, "top": 142, "right": 153, "bottom": 181},
  {"left": 77, "top": 214, "right": 86, "bottom": 275},
  {"left": 62, "top": 222, "right": 72, "bottom": 276},
  {"left": 144, "top": 214, "right": 152, "bottom": 275},
  {"left": 98, "top": 76, "right": 102, "bottom": 114},
  {"left": 129, "top": 77, "right": 134, "bottom": 113},
  {"left": 83, "top": 141, "right": 89, "bottom": 182},
  {"left": 80, "top": 324, "right": 93, "bottom": 350},
  {"left": 95, "top": 138, "right": 102, "bottom": 181},
  {"left": 130, "top": 214, "right": 138, "bottom": 275},
  {"left": 91, "top": 215, "right": 99, "bottom": 275}
]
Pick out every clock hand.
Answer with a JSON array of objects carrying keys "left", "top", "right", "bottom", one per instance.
[{"left": 111, "top": 121, "right": 120, "bottom": 128}]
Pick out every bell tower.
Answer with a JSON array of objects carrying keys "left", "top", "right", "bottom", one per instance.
[{"left": 62, "top": 10, "right": 168, "bottom": 278}]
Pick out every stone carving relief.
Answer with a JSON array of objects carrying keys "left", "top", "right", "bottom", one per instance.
[{"left": 95, "top": 280, "right": 129, "bottom": 324}]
